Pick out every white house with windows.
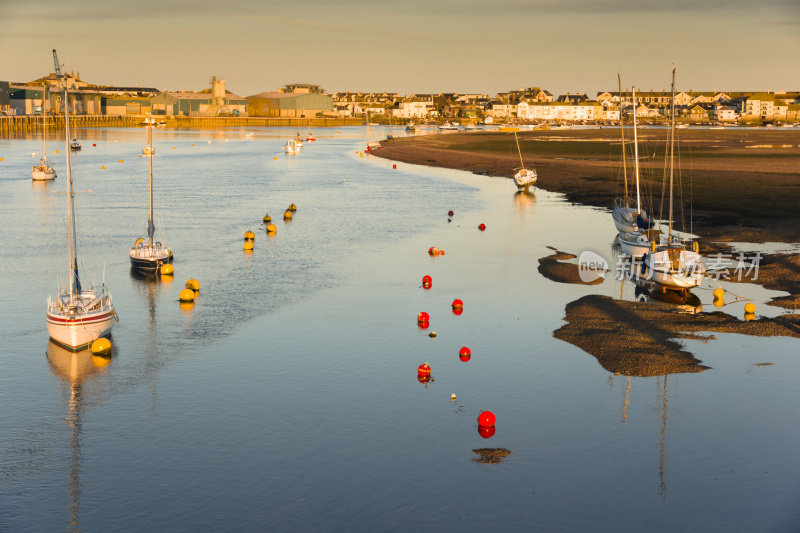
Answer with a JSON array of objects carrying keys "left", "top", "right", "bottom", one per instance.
[
  {"left": 714, "top": 106, "right": 738, "bottom": 121},
  {"left": 392, "top": 99, "right": 433, "bottom": 118}
]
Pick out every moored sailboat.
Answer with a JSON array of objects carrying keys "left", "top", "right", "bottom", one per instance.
[
  {"left": 512, "top": 130, "right": 537, "bottom": 190},
  {"left": 46, "top": 50, "right": 115, "bottom": 350},
  {"left": 644, "top": 67, "right": 705, "bottom": 291},
  {"left": 32, "top": 85, "right": 57, "bottom": 181},
  {"left": 130, "top": 121, "right": 173, "bottom": 272},
  {"left": 613, "top": 80, "right": 651, "bottom": 235}
]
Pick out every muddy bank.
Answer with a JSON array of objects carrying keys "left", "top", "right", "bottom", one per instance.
[
  {"left": 538, "top": 247, "right": 603, "bottom": 285},
  {"left": 371, "top": 129, "right": 800, "bottom": 243},
  {"left": 554, "top": 295, "right": 800, "bottom": 377},
  {"left": 720, "top": 251, "right": 800, "bottom": 309}
]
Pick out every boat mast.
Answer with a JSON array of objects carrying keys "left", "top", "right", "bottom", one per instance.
[
  {"left": 54, "top": 49, "right": 80, "bottom": 301},
  {"left": 668, "top": 66, "right": 676, "bottom": 242},
  {"left": 514, "top": 130, "right": 525, "bottom": 170},
  {"left": 147, "top": 120, "right": 155, "bottom": 246},
  {"left": 632, "top": 87, "right": 641, "bottom": 214},
  {"left": 618, "top": 74, "right": 628, "bottom": 200},
  {"left": 43, "top": 86, "right": 48, "bottom": 162}
]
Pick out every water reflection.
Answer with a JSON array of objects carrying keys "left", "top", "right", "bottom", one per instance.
[
  {"left": 46, "top": 341, "right": 112, "bottom": 532},
  {"left": 472, "top": 448, "right": 512, "bottom": 464},
  {"left": 513, "top": 190, "right": 536, "bottom": 211}
]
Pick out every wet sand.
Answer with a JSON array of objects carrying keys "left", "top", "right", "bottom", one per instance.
[
  {"left": 538, "top": 247, "right": 603, "bottom": 285},
  {"left": 554, "top": 295, "right": 800, "bottom": 377}
]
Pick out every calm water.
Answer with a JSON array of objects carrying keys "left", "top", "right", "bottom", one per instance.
[{"left": 1, "top": 127, "right": 799, "bottom": 532}]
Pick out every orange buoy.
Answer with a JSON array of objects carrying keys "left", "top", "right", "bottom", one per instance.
[
  {"left": 288, "top": 204, "right": 297, "bottom": 212},
  {"left": 417, "top": 362, "right": 431, "bottom": 377},
  {"left": 452, "top": 299, "right": 464, "bottom": 309},
  {"left": 744, "top": 302, "right": 756, "bottom": 314},
  {"left": 284, "top": 210, "right": 293, "bottom": 221},
  {"left": 428, "top": 246, "right": 439, "bottom": 256},
  {"left": 179, "top": 288, "right": 195, "bottom": 302},
  {"left": 477, "top": 410, "right": 495, "bottom": 427},
  {"left": 478, "top": 223, "right": 486, "bottom": 231},
  {"left": 438, "top": 249, "right": 445, "bottom": 255},
  {"left": 244, "top": 231, "right": 255, "bottom": 241},
  {"left": 266, "top": 224, "right": 277, "bottom": 233}
]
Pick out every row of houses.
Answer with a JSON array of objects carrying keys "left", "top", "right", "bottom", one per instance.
[{"left": 2, "top": 74, "right": 798, "bottom": 123}]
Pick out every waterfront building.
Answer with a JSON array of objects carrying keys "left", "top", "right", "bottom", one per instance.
[{"left": 247, "top": 83, "right": 334, "bottom": 118}]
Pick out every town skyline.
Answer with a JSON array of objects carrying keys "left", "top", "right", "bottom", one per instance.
[{"left": 2, "top": 0, "right": 798, "bottom": 97}]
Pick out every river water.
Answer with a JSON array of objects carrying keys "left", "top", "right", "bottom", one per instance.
[{"left": 1, "top": 126, "right": 798, "bottom": 532}]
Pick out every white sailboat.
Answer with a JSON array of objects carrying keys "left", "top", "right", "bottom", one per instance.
[
  {"left": 284, "top": 139, "right": 301, "bottom": 154},
  {"left": 613, "top": 82, "right": 651, "bottom": 234},
  {"left": 512, "top": 130, "right": 537, "bottom": 190},
  {"left": 32, "top": 85, "right": 57, "bottom": 181},
  {"left": 130, "top": 121, "right": 173, "bottom": 272},
  {"left": 644, "top": 67, "right": 705, "bottom": 291},
  {"left": 46, "top": 50, "right": 115, "bottom": 350}
]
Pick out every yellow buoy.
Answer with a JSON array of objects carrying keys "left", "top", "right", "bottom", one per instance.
[
  {"left": 284, "top": 210, "right": 293, "bottom": 220},
  {"left": 428, "top": 331, "right": 437, "bottom": 338},
  {"left": 192, "top": 143, "right": 195, "bottom": 146},
  {"left": 450, "top": 393, "right": 457, "bottom": 401},
  {"left": 119, "top": 159, "right": 123, "bottom": 163},
  {"left": 744, "top": 302, "right": 756, "bottom": 314},
  {"left": 274, "top": 156, "right": 278, "bottom": 160},
  {"left": 55, "top": 149, "right": 59, "bottom": 153},
  {"left": 263, "top": 215, "right": 272, "bottom": 223},
  {"left": 91, "top": 338, "right": 112, "bottom": 356},
  {"left": 179, "top": 288, "right": 195, "bottom": 302},
  {"left": 101, "top": 165, "right": 105, "bottom": 169},
  {"left": 244, "top": 231, "right": 255, "bottom": 241},
  {"left": 713, "top": 297, "right": 724, "bottom": 308},
  {"left": 173, "top": 147, "right": 176, "bottom": 150},
  {"left": 185, "top": 278, "right": 200, "bottom": 291},
  {"left": 0, "top": 158, "right": 4, "bottom": 162},
  {"left": 288, "top": 203, "right": 297, "bottom": 212},
  {"left": 160, "top": 263, "right": 174, "bottom": 276},
  {"left": 244, "top": 241, "right": 254, "bottom": 250},
  {"left": 179, "top": 301, "right": 195, "bottom": 311},
  {"left": 266, "top": 224, "right": 277, "bottom": 233},
  {"left": 713, "top": 288, "right": 725, "bottom": 299}
]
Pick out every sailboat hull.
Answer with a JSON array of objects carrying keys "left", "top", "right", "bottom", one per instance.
[
  {"left": 46, "top": 309, "right": 114, "bottom": 350},
  {"left": 619, "top": 232, "right": 650, "bottom": 258},
  {"left": 613, "top": 205, "right": 639, "bottom": 233},
  {"left": 129, "top": 246, "right": 173, "bottom": 272},
  {"left": 32, "top": 166, "right": 57, "bottom": 181},
  {"left": 645, "top": 249, "right": 705, "bottom": 289}
]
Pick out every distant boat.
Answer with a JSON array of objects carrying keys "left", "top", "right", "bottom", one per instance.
[
  {"left": 438, "top": 122, "right": 459, "bottom": 131},
  {"left": 130, "top": 120, "right": 173, "bottom": 273},
  {"left": 405, "top": 122, "right": 416, "bottom": 132},
  {"left": 32, "top": 85, "right": 56, "bottom": 181},
  {"left": 69, "top": 138, "right": 81, "bottom": 151},
  {"left": 512, "top": 131, "right": 537, "bottom": 190},
  {"left": 46, "top": 49, "right": 114, "bottom": 350},
  {"left": 284, "top": 139, "right": 301, "bottom": 154},
  {"left": 142, "top": 145, "right": 155, "bottom": 156}
]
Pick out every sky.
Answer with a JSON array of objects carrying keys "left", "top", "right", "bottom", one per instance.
[{"left": 2, "top": 0, "right": 799, "bottom": 97}]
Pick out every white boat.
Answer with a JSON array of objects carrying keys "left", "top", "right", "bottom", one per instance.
[
  {"left": 511, "top": 131, "right": 537, "bottom": 190},
  {"left": 284, "top": 139, "right": 301, "bottom": 154},
  {"left": 46, "top": 49, "right": 115, "bottom": 350},
  {"left": 130, "top": 120, "right": 173, "bottom": 273},
  {"left": 142, "top": 145, "right": 155, "bottom": 156},
  {"left": 644, "top": 67, "right": 705, "bottom": 291},
  {"left": 32, "top": 85, "right": 57, "bottom": 181},
  {"left": 613, "top": 83, "right": 651, "bottom": 235},
  {"left": 438, "top": 122, "right": 459, "bottom": 131},
  {"left": 70, "top": 138, "right": 81, "bottom": 151}
]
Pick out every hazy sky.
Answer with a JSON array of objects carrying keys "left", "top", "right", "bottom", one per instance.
[{"left": 2, "top": 0, "right": 798, "bottom": 97}]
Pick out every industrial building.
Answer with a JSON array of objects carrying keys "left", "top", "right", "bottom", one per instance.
[
  {"left": 247, "top": 83, "right": 334, "bottom": 118},
  {"left": 150, "top": 78, "right": 247, "bottom": 116}
]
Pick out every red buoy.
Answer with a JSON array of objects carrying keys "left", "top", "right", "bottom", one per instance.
[
  {"left": 478, "top": 425, "right": 496, "bottom": 439},
  {"left": 392, "top": 164, "right": 397, "bottom": 169},
  {"left": 92, "top": 143, "right": 96, "bottom": 147},
  {"left": 448, "top": 210, "right": 454, "bottom": 217},
  {"left": 418, "top": 320, "right": 429, "bottom": 330},
  {"left": 422, "top": 275, "right": 432, "bottom": 289},
  {"left": 459, "top": 346, "right": 471, "bottom": 357},
  {"left": 452, "top": 299, "right": 464, "bottom": 309},
  {"left": 428, "top": 246, "right": 439, "bottom": 256},
  {"left": 478, "top": 223, "right": 486, "bottom": 231},
  {"left": 453, "top": 307, "right": 464, "bottom": 316},
  {"left": 459, "top": 351, "right": 470, "bottom": 362},
  {"left": 477, "top": 410, "right": 496, "bottom": 427},
  {"left": 417, "top": 362, "right": 431, "bottom": 377},
  {"left": 418, "top": 374, "right": 431, "bottom": 384},
  {"left": 417, "top": 311, "right": 430, "bottom": 322}
]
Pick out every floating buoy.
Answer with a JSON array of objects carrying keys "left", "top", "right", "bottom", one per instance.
[
  {"left": 713, "top": 297, "right": 724, "bottom": 308},
  {"left": 478, "top": 425, "right": 496, "bottom": 439},
  {"left": 459, "top": 346, "right": 471, "bottom": 357},
  {"left": 478, "top": 223, "right": 486, "bottom": 231},
  {"left": 477, "top": 410, "right": 496, "bottom": 427},
  {"left": 283, "top": 210, "right": 293, "bottom": 221},
  {"left": 192, "top": 143, "right": 195, "bottom": 146},
  {"left": 422, "top": 275, "right": 432, "bottom": 288},
  {"left": 160, "top": 263, "right": 174, "bottom": 276},
  {"left": 288, "top": 203, "right": 297, "bottom": 212},
  {"left": 418, "top": 374, "right": 431, "bottom": 384},
  {"left": 428, "top": 246, "right": 439, "bottom": 256},
  {"left": 448, "top": 210, "right": 454, "bottom": 217},
  {"left": 417, "top": 311, "right": 430, "bottom": 322},
  {"left": 90, "top": 338, "right": 112, "bottom": 356},
  {"left": 417, "top": 362, "right": 431, "bottom": 377},
  {"left": 453, "top": 307, "right": 464, "bottom": 316},
  {"left": 119, "top": 159, "right": 123, "bottom": 163},
  {"left": 0, "top": 158, "right": 3, "bottom": 162},
  {"left": 185, "top": 278, "right": 200, "bottom": 291},
  {"left": 428, "top": 331, "right": 437, "bottom": 338},
  {"left": 263, "top": 215, "right": 272, "bottom": 223},
  {"left": 266, "top": 224, "right": 277, "bottom": 234},
  {"left": 452, "top": 299, "right": 464, "bottom": 309},
  {"left": 100, "top": 165, "right": 105, "bottom": 170},
  {"left": 179, "top": 288, "right": 195, "bottom": 302},
  {"left": 92, "top": 143, "right": 96, "bottom": 147},
  {"left": 713, "top": 288, "right": 725, "bottom": 299},
  {"left": 55, "top": 150, "right": 59, "bottom": 153},
  {"left": 274, "top": 156, "right": 278, "bottom": 160},
  {"left": 173, "top": 147, "right": 176, "bottom": 150},
  {"left": 392, "top": 164, "right": 397, "bottom": 169},
  {"left": 744, "top": 302, "right": 756, "bottom": 314},
  {"left": 244, "top": 241, "right": 254, "bottom": 251},
  {"left": 450, "top": 393, "right": 457, "bottom": 401},
  {"left": 244, "top": 231, "right": 255, "bottom": 241},
  {"left": 438, "top": 250, "right": 445, "bottom": 255}
]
